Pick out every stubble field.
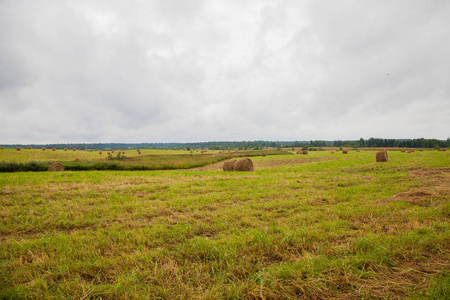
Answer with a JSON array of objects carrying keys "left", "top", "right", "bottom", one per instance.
[{"left": 0, "top": 149, "right": 449, "bottom": 299}]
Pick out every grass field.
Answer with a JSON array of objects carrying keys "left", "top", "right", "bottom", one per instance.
[{"left": 0, "top": 149, "right": 449, "bottom": 299}]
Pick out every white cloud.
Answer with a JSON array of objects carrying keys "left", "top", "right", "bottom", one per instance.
[{"left": 0, "top": 0, "right": 449, "bottom": 143}]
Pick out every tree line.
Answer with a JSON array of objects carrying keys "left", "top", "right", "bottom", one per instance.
[{"left": 1, "top": 138, "right": 448, "bottom": 151}]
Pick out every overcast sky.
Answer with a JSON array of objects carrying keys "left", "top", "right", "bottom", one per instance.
[{"left": 1, "top": 0, "right": 449, "bottom": 144}]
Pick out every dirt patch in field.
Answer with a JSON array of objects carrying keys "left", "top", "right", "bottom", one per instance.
[
  {"left": 379, "top": 190, "right": 436, "bottom": 206},
  {"left": 409, "top": 167, "right": 450, "bottom": 177}
]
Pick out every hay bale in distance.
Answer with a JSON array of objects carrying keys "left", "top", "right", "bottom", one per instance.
[
  {"left": 331, "top": 151, "right": 334, "bottom": 154},
  {"left": 42, "top": 147, "right": 46, "bottom": 151},
  {"left": 74, "top": 157, "right": 80, "bottom": 161},
  {"left": 99, "top": 151, "right": 102, "bottom": 154},
  {"left": 223, "top": 160, "right": 236, "bottom": 171},
  {"left": 302, "top": 150, "right": 308, "bottom": 155},
  {"left": 48, "top": 163, "right": 64, "bottom": 172},
  {"left": 261, "top": 152, "right": 267, "bottom": 157},
  {"left": 376, "top": 150, "right": 388, "bottom": 162},
  {"left": 28, "top": 146, "right": 32, "bottom": 149},
  {"left": 72, "top": 148, "right": 76, "bottom": 151},
  {"left": 16, "top": 147, "right": 21, "bottom": 151},
  {"left": 0, "top": 147, "right": 4, "bottom": 149},
  {"left": 342, "top": 149, "right": 348, "bottom": 154},
  {"left": 64, "top": 148, "right": 67, "bottom": 151},
  {"left": 234, "top": 158, "right": 254, "bottom": 171},
  {"left": 442, "top": 148, "right": 447, "bottom": 151},
  {"left": 52, "top": 148, "right": 56, "bottom": 151}
]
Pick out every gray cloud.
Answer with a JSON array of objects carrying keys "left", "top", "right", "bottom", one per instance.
[{"left": 0, "top": 0, "right": 449, "bottom": 143}]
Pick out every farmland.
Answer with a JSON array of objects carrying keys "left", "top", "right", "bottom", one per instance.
[{"left": 0, "top": 149, "right": 449, "bottom": 299}]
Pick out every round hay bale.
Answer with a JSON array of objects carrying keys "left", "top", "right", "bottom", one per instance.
[
  {"left": 28, "top": 146, "right": 32, "bottom": 149},
  {"left": 342, "top": 149, "right": 348, "bottom": 154},
  {"left": 72, "top": 148, "right": 76, "bottom": 151},
  {"left": 376, "top": 150, "right": 388, "bottom": 162},
  {"left": 302, "top": 150, "right": 308, "bottom": 155},
  {"left": 52, "top": 148, "right": 56, "bottom": 151},
  {"left": 99, "top": 151, "right": 102, "bottom": 154},
  {"left": 442, "top": 148, "right": 447, "bottom": 151},
  {"left": 64, "top": 148, "right": 67, "bottom": 151},
  {"left": 42, "top": 147, "right": 46, "bottom": 151},
  {"left": 401, "top": 149, "right": 405, "bottom": 152},
  {"left": 16, "top": 147, "right": 21, "bottom": 151},
  {"left": 261, "top": 152, "right": 267, "bottom": 157},
  {"left": 48, "top": 163, "right": 64, "bottom": 172},
  {"left": 223, "top": 160, "right": 236, "bottom": 171},
  {"left": 112, "top": 150, "right": 114, "bottom": 153},
  {"left": 0, "top": 147, "right": 4, "bottom": 149},
  {"left": 74, "top": 157, "right": 80, "bottom": 161},
  {"left": 330, "top": 151, "right": 334, "bottom": 154},
  {"left": 234, "top": 158, "right": 254, "bottom": 171}
]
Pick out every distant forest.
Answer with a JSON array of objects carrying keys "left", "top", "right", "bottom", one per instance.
[{"left": 2, "top": 138, "right": 449, "bottom": 150}]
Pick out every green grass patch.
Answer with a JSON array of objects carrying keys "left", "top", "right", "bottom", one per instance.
[{"left": 0, "top": 150, "right": 448, "bottom": 298}]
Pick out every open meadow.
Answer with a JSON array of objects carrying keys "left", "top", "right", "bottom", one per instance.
[{"left": 0, "top": 149, "right": 449, "bottom": 299}]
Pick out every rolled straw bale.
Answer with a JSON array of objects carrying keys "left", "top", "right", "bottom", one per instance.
[
  {"left": 52, "top": 148, "right": 56, "bottom": 151},
  {"left": 99, "top": 151, "right": 102, "bottom": 154},
  {"left": 28, "top": 146, "right": 32, "bottom": 149},
  {"left": 302, "top": 150, "right": 308, "bottom": 155},
  {"left": 74, "top": 157, "right": 80, "bottom": 161},
  {"left": 48, "top": 163, "right": 64, "bottom": 171},
  {"left": 223, "top": 160, "right": 236, "bottom": 171},
  {"left": 0, "top": 147, "right": 4, "bottom": 149},
  {"left": 331, "top": 151, "right": 334, "bottom": 154},
  {"left": 64, "top": 148, "right": 67, "bottom": 151},
  {"left": 376, "top": 150, "right": 388, "bottom": 162},
  {"left": 16, "top": 147, "right": 21, "bottom": 151},
  {"left": 234, "top": 158, "right": 254, "bottom": 171},
  {"left": 262, "top": 152, "right": 267, "bottom": 157},
  {"left": 442, "top": 148, "right": 447, "bottom": 151},
  {"left": 42, "top": 147, "right": 46, "bottom": 151},
  {"left": 342, "top": 149, "right": 348, "bottom": 154},
  {"left": 72, "top": 148, "right": 76, "bottom": 151}
]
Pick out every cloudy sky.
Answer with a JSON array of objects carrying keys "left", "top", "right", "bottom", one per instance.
[{"left": 1, "top": 0, "right": 449, "bottom": 144}]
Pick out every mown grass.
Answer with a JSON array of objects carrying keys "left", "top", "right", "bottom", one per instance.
[
  {"left": 0, "top": 150, "right": 449, "bottom": 299},
  {"left": 0, "top": 150, "right": 288, "bottom": 172}
]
